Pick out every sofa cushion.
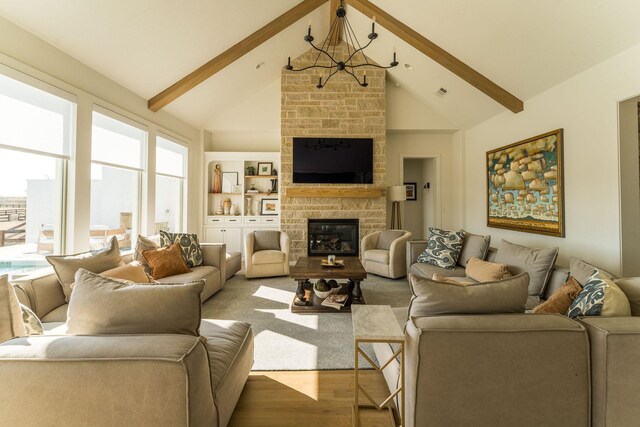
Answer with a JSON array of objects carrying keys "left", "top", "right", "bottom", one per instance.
[
  {"left": 253, "top": 230, "right": 281, "bottom": 252},
  {"left": 0, "top": 275, "right": 27, "bottom": 342},
  {"left": 155, "top": 266, "right": 221, "bottom": 302},
  {"left": 46, "top": 236, "right": 122, "bottom": 301},
  {"left": 532, "top": 276, "right": 582, "bottom": 314},
  {"left": 417, "top": 228, "right": 465, "bottom": 269},
  {"left": 363, "top": 249, "right": 390, "bottom": 264},
  {"left": 376, "top": 230, "right": 406, "bottom": 250},
  {"left": 67, "top": 269, "right": 203, "bottom": 336},
  {"left": 408, "top": 272, "right": 529, "bottom": 317},
  {"left": 252, "top": 249, "right": 285, "bottom": 265},
  {"left": 457, "top": 231, "right": 491, "bottom": 267},
  {"left": 160, "top": 230, "right": 203, "bottom": 268},
  {"left": 142, "top": 243, "right": 191, "bottom": 280},
  {"left": 41, "top": 304, "right": 68, "bottom": 323},
  {"left": 134, "top": 235, "right": 160, "bottom": 274},
  {"left": 570, "top": 257, "right": 615, "bottom": 286},
  {"left": 494, "top": 239, "right": 558, "bottom": 297},
  {"left": 615, "top": 277, "right": 640, "bottom": 316},
  {"left": 409, "top": 263, "right": 466, "bottom": 279},
  {"left": 465, "top": 257, "right": 512, "bottom": 282},
  {"left": 100, "top": 262, "right": 151, "bottom": 283},
  {"left": 567, "top": 270, "right": 631, "bottom": 318}
]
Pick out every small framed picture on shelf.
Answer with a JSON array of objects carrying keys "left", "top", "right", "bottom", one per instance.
[
  {"left": 232, "top": 184, "right": 242, "bottom": 194},
  {"left": 260, "top": 198, "right": 279, "bottom": 215},
  {"left": 257, "top": 162, "right": 273, "bottom": 176},
  {"left": 222, "top": 172, "right": 238, "bottom": 193},
  {"left": 404, "top": 182, "right": 417, "bottom": 201}
]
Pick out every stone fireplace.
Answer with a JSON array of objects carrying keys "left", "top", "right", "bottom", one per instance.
[
  {"left": 307, "top": 219, "right": 359, "bottom": 257},
  {"left": 280, "top": 42, "right": 387, "bottom": 261}
]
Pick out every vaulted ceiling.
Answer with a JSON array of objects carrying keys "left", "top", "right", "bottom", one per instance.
[{"left": 1, "top": 0, "right": 640, "bottom": 131}]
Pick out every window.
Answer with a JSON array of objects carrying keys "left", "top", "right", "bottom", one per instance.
[
  {"left": 0, "top": 71, "right": 75, "bottom": 276},
  {"left": 155, "top": 135, "right": 187, "bottom": 233},
  {"left": 90, "top": 109, "right": 146, "bottom": 251}
]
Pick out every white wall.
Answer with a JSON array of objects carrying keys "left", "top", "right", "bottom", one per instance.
[
  {"left": 387, "top": 132, "right": 461, "bottom": 233},
  {"left": 402, "top": 159, "right": 424, "bottom": 238},
  {"left": 463, "top": 41, "right": 640, "bottom": 273},
  {"left": 0, "top": 16, "right": 203, "bottom": 251}
]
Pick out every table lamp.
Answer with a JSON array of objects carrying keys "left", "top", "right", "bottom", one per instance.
[{"left": 388, "top": 185, "right": 407, "bottom": 230}]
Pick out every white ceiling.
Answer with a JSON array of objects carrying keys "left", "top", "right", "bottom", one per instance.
[{"left": 1, "top": 0, "right": 640, "bottom": 131}]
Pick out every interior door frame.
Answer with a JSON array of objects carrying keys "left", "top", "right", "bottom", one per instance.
[{"left": 398, "top": 153, "right": 442, "bottom": 233}]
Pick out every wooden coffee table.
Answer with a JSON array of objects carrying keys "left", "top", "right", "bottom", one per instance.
[{"left": 290, "top": 257, "right": 367, "bottom": 313}]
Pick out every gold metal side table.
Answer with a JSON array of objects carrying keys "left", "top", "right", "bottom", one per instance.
[{"left": 352, "top": 305, "right": 404, "bottom": 427}]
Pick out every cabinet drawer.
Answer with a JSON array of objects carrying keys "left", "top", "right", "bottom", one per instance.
[
  {"left": 261, "top": 217, "right": 279, "bottom": 224},
  {"left": 224, "top": 217, "right": 242, "bottom": 224},
  {"left": 243, "top": 217, "right": 261, "bottom": 224},
  {"left": 206, "top": 217, "right": 224, "bottom": 224}
]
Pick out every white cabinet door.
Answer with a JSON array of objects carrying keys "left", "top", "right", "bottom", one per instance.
[
  {"left": 204, "top": 227, "right": 225, "bottom": 243},
  {"left": 224, "top": 228, "right": 242, "bottom": 253}
]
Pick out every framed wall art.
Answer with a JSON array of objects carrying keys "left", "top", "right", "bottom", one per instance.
[
  {"left": 404, "top": 182, "right": 417, "bottom": 201},
  {"left": 221, "top": 172, "right": 238, "bottom": 193},
  {"left": 486, "top": 129, "right": 565, "bottom": 237},
  {"left": 260, "top": 198, "right": 279, "bottom": 215},
  {"left": 257, "top": 162, "right": 273, "bottom": 176}
]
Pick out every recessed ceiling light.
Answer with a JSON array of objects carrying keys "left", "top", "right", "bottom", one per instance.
[
  {"left": 404, "top": 63, "right": 413, "bottom": 70},
  {"left": 395, "top": 82, "right": 401, "bottom": 88},
  {"left": 436, "top": 87, "right": 448, "bottom": 97},
  {"left": 256, "top": 62, "right": 265, "bottom": 70}
]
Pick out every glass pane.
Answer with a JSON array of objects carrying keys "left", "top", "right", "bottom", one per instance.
[
  {"left": 0, "top": 148, "right": 64, "bottom": 276},
  {"left": 0, "top": 73, "right": 73, "bottom": 156},
  {"left": 157, "top": 136, "right": 187, "bottom": 177},
  {"left": 92, "top": 111, "right": 145, "bottom": 169},
  {"left": 90, "top": 164, "right": 139, "bottom": 251},
  {"left": 155, "top": 175, "right": 183, "bottom": 233}
]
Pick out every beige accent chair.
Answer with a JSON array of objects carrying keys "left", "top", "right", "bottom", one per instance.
[
  {"left": 244, "top": 230, "right": 290, "bottom": 278},
  {"left": 361, "top": 230, "right": 412, "bottom": 279}
]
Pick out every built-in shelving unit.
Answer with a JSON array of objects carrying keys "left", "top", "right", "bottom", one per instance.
[{"left": 202, "top": 152, "right": 280, "bottom": 253}]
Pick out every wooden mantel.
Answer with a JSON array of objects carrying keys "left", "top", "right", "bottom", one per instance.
[{"left": 285, "top": 187, "right": 385, "bottom": 198}]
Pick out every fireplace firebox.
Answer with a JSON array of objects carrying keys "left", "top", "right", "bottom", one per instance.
[{"left": 307, "top": 219, "right": 359, "bottom": 257}]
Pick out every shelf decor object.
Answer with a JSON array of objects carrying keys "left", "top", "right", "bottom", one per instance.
[
  {"left": 257, "top": 162, "right": 273, "bottom": 176},
  {"left": 388, "top": 185, "right": 406, "bottom": 230},
  {"left": 260, "top": 198, "right": 279, "bottom": 215},
  {"left": 221, "top": 172, "right": 238, "bottom": 193},
  {"left": 284, "top": 0, "right": 398, "bottom": 88}
]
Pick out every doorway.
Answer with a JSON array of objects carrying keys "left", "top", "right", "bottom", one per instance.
[
  {"left": 618, "top": 96, "right": 640, "bottom": 276},
  {"left": 402, "top": 157, "right": 438, "bottom": 239}
]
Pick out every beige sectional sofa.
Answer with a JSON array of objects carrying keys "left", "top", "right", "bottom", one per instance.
[
  {"left": 0, "top": 242, "right": 253, "bottom": 427},
  {"left": 375, "top": 239, "right": 640, "bottom": 427},
  {"left": 11, "top": 243, "right": 228, "bottom": 323}
]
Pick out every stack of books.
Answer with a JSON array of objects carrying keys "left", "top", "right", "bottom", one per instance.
[{"left": 321, "top": 294, "right": 348, "bottom": 310}]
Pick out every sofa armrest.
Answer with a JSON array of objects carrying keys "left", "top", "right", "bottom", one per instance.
[
  {"left": 360, "top": 231, "right": 381, "bottom": 258},
  {"left": 579, "top": 317, "right": 640, "bottom": 427},
  {"left": 388, "top": 232, "right": 412, "bottom": 278},
  {"left": 201, "top": 243, "right": 226, "bottom": 283},
  {"left": 11, "top": 268, "right": 65, "bottom": 320},
  {"left": 407, "top": 240, "right": 428, "bottom": 272},
  {"left": 280, "top": 232, "right": 291, "bottom": 275}
]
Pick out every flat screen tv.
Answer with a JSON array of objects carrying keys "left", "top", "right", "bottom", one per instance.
[{"left": 292, "top": 137, "right": 373, "bottom": 184}]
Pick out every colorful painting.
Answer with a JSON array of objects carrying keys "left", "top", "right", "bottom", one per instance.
[{"left": 486, "top": 129, "right": 565, "bottom": 237}]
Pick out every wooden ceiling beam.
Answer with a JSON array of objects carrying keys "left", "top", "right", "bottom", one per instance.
[
  {"left": 148, "top": 0, "right": 329, "bottom": 112},
  {"left": 347, "top": 0, "right": 524, "bottom": 113},
  {"left": 328, "top": 0, "right": 342, "bottom": 46}
]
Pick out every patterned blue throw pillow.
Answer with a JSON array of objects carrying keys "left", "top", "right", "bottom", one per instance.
[
  {"left": 417, "top": 228, "right": 465, "bottom": 270},
  {"left": 160, "top": 231, "right": 203, "bottom": 268},
  {"left": 567, "top": 270, "right": 605, "bottom": 318}
]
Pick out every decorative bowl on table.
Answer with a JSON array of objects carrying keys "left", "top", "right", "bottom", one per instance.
[{"left": 313, "top": 279, "right": 334, "bottom": 299}]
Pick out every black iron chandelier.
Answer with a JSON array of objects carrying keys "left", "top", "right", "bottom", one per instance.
[{"left": 284, "top": 0, "right": 398, "bottom": 88}]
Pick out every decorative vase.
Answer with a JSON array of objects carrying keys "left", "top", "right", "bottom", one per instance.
[
  {"left": 246, "top": 197, "right": 252, "bottom": 215},
  {"left": 223, "top": 198, "right": 231, "bottom": 215}
]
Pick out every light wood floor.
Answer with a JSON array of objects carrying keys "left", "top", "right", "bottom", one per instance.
[{"left": 229, "top": 370, "right": 397, "bottom": 427}]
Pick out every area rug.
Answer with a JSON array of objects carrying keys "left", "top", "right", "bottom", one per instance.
[{"left": 201, "top": 274, "right": 411, "bottom": 371}]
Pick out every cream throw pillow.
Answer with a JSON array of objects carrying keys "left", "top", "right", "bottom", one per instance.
[
  {"left": 432, "top": 273, "right": 474, "bottom": 286},
  {"left": 465, "top": 257, "right": 512, "bottom": 282},
  {"left": 46, "top": 236, "right": 123, "bottom": 301},
  {"left": 67, "top": 269, "right": 203, "bottom": 336},
  {"left": 0, "top": 275, "right": 27, "bottom": 342},
  {"left": 601, "top": 276, "right": 631, "bottom": 316},
  {"left": 100, "top": 262, "right": 151, "bottom": 283}
]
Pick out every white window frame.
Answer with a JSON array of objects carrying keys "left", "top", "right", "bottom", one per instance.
[{"left": 155, "top": 132, "right": 188, "bottom": 233}]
